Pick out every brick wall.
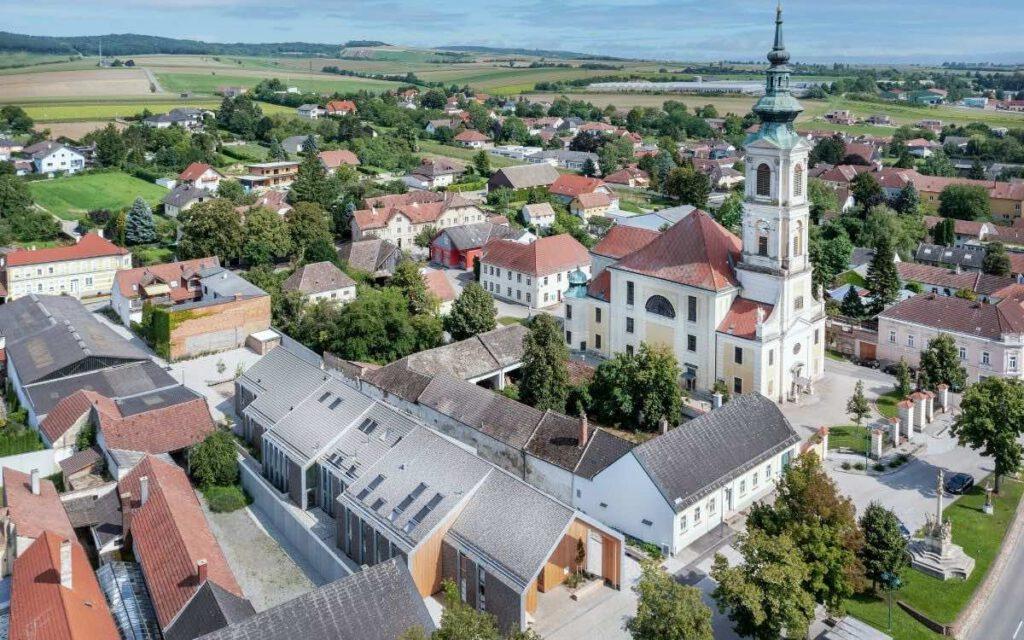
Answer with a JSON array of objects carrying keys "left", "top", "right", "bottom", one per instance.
[{"left": 168, "top": 295, "right": 271, "bottom": 361}]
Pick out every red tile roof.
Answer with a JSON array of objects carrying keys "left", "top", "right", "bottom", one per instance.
[
  {"left": 98, "top": 396, "right": 215, "bottom": 455},
  {"left": 318, "top": 149, "right": 360, "bottom": 169},
  {"left": 119, "top": 456, "right": 243, "bottom": 630},
  {"left": 717, "top": 297, "right": 774, "bottom": 339},
  {"left": 482, "top": 234, "right": 590, "bottom": 277},
  {"left": 454, "top": 130, "right": 491, "bottom": 142},
  {"left": 613, "top": 209, "right": 741, "bottom": 291},
  {"left": 1009, "top": 253, "right": 1024, "bottom": 276},
  {"left": 353, "top": 192, "right": 475, "bottom": 231},
  {"left": 574, "top": 192, "right": 613, "bottom": 209},
  {"left": 178, "top": 162, "right": 221, "bottom": 182},
  {"left": 5, "top": 233, "right": 127, "bottom": 267},
  {"left": 896, "top": 262, "right": 1020, "bottom": 298},
  {"left": 326, "top": 100, "right": 356, "bottom": 114},
  {"left": 592, "top": 226, "right": 659, "bottom": 260},
  {"left": 922, "top": 215, "right": 988, "bottom": 238},
  {"left": 114, "top": 257, "right": 219, "bottom": 299},
  {"left": 880, "top": 293, "right": 1024, "bottom": 340},
  {"left": 587, "top": 269, "right": 611, "bottom": 301},
  {"left": 550, "top": 174, "right": 606, "bottom": 198},
  {"left": 9, "top": 532, "right": 120, "bottom": 640},
  {"left": 604, "top": 167, "right": 649, "bottom": 185},
  {"left": 423, "top": 270, "right": 456, "bottom": 303},
  {"left": 2, "top": 467, "right": 75, "bottom": 541},
  {"left": 910, "top": 171, "right": 1024, "bottom": 200},
  {"left": 39, "top": 390, "right": 117, "bottom": 444}
]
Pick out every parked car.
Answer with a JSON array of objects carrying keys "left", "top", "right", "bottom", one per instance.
[
  {"left": 857, "top": 358, "right": 880, "bottom": 369},
  {"left": 944, "top": 472, "right": 975, "bottom": 495},
  {"left": 898, "top": 520, "right": 911, "bottom": 539}
]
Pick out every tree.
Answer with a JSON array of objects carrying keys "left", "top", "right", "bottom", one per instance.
[
  {"left": 809, "top": 225, "right": 853, "bottom": 294},
  {"left": 939, "top": 184, "right": 990, "bottom": 220},
  {"left": 711, "top": 529, "right": 816, "bottom": 640},
  {"left": 519, "top": 314, "right": 571, "bottom": 412},
  {"left": 840, "top": 286, "right": 865, "bottom": 319},
  {"left": 983, "top": 241, "right": 1012, "bottom": 276},
  {"left": 268, "top": 138, "right": 288, "bottom": 160},
  {"left": 891, "top": 183, "right": 920, "bottom": 215},
  {"left": 426, "top": 580, "right": 541, "bottom": 640},
  {"left": 847, "top": 380, "right": 871, "bottom": 425},
  {"left": 859, "top": 502, "right": 908, "bottom": 592},
  {"left": 444, "top": 282, "right": 496, "bottom": 340},
  {"left": 217, "top": 179, "right": 246, "bottom": 204},
  {"left": 75, "top": 422, "right": 96, "bottom": 451},
  {"left": 860, "top": 205, "right": 926, "bottom": 260},
  {"left": 895, "top": 357, "right": 913, "bottom": 398},
  {"left": 286, "top": 201, "right": 332, "bottom": 259},
  {"left": 0, "top": 105, "right": 33, "bottom": 134},
  {"left": 124, "top": 196, "right": 157, "bottom": 245},
  {"left": 663, "top": 166, "right": 710, "bottom": 209},
  {"left": 931, "top": 217, "right": 956, "bottom": 246},
  {"left": 190, "top": 430, "right": 239, "bottom": 488},
  {"left": 809, "top": 135, "right": 845, "bottom": 167},
  {"left": 178, "top": 199, "right": 244, "bottom": 263},
  {"left": 581, "top": 157, "right": 597, "bottom": 177},
  {"left": 0, "top": 174, "right": 33, "bottom": 219},
  {"left": 745, "top": 453, "right": 864, "bottom": 616},
  {"left": 866, "top": 235, "right": 900, "bottom": 314},
  {"left": 952, "top": 376, "right": 1024, "bottom": 493},
  {"left": 589, "top": 343, "right": 682, "bottom": 432},
  {"left": 968, "top": 159, "right": 986, "bottom": 180},
  {"left": 628, "top": 562, "right": 713, "bottom": 640},
  {"left": 414, "top": 225, "right": 439, "bottom": 249},
  {"left": 391, "top": 260, "right": 437, "bottom": 315},
  {"left": 242, "top": 207, "right": 292, "bottom": 266},
  {"left": 473, "top": 149, "right": 491, "bottom": 176},
  {"left": 714, "top": 192, "right": 743, "bottom": 233},
  {"left": 93, "top": 123, "right": 127, "bottom": 167},
  {"left": 851, "top": 172, "right": 885, "bottom": 210},
  {"left": 290, "top": 146, "right": 339, "bottom": 208},
  {"left": 303, "top": 235, "right": 339, "bottom": 264},
  {"left": 919, "top": 150, "right": 956, "bottom": 177},
  {"left": 918, "top": 333, "right": 967, "bottom": 391},
  {"left": 808, "top": 178, "right": 839, "bottom": 222}
]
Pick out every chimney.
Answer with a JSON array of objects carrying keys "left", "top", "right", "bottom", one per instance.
[
  {"left": 59, "top": 539, "right": 73, "bottom": 589},
  {"left": 659, "top": 417, "right": 670, "bottom": 435},
  {"left": 140, "top": 476, "right": 149, "bottom": 506},
  {"left": 30, "top": 469, "right": 40, "bottom": 495},
  {"left": 120, "top": 492, "right": 133, "bottom": 531},
  {"left": 578, "top": 412, "right": 589, "bottom": 447},
  {"left": 196, "top": 559, "right": 208, "bottom": 584}
]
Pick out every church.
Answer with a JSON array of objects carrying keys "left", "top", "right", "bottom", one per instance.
[{"left": 565, "top": 5, "right": 825, "bottom": 403}]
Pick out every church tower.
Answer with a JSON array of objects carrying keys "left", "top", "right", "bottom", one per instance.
[{"left": 735, "top": 3, "right": 825, "bottom": 400}]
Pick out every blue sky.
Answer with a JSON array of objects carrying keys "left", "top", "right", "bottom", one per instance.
[{"left": 7, "top": 0, "right": 1023, "bottom": 63}]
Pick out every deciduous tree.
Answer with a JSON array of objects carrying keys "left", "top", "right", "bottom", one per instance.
[
  {"left": 939, "top": 184, "right": 990, "bottom": 220},
  {"left": 983, "top": 241, "right": 1012, "bottom": 277},
  {"left": 178, "top": 199, "right": 244, "bottom": 263},
  {"left": 519, "top": 314, "right": 571, "bottom": 412},
  {"left": 952, "top": 376, "right": 1024, "bottom": 493},
  {"left": 242, "top": 207, "right": 292, "bottom": 266},
  {"left": 847, "top": 380, "right": 870, "bottom": 425},
  {"left": 858, "top": 502, "right": 908, "bottom": 592},
  {"left": 628, "top": 562, "right": 713, "bottom": 640},
  {"left": 918, "top": 333, "right": 967, "bottom": 391},
  {"left": 589, "top": 343, "right": 681, "bottom": 431},
  {"left": 444, "top": 282, "right": 496, "bottom": 340},
  {"left": 190, "top": 430, "right": 239, "bottom": 488}
]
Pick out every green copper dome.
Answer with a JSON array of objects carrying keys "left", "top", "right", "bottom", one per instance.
[
  {"left": 748, "top": 3, "right": 804, "bottom": 147},
  {"left": 566, "top": 267, "right": 589, "bottom": 298}
]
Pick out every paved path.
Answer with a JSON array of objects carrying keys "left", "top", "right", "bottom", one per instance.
[{"left": 141, "top": 66, "right": 165, "bottom": 93}]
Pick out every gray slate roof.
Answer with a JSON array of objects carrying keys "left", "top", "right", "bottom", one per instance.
[
  {"left": 440, "top": 221, "right": 519, "bottom": 251},
  {"left": 915, "top": 243, "right": 985, "bottom": 271},
  {"left": 281, "top": 261, "right": 356, "bottom": 295},
  {"left": 488, "top": 163, "right": 560, "bottom": 190},
  {"left": 0, "top": 295, "right": 148, "bottom": 385},
  {"left": 163, "top": 184, "right": 207, "bottom": 208},
  {"left": 194, "top": 559, "right": 434, "bottom": 640},
  {"left": 575, "top": 428, "right": 637, "bottom": 480},
  {"left": 165, "top": 581, "right": 255, "bottom": 640},
  {"left": 240, "top": 345, "right": 331, "bottom": 426},
  {"left": 265, "top": 378, "right": 375, "bottom": 462},
  {"left": 26, "top": 359, "right": 179, "bottom": 418},
  {"left": 338, "top": 238, "right": 400, "bottom": 276},
  {"left": 632, "top": 394, "right": 799, "bottom": 512},
  {"left": 321, "top": 402, "right": 418, "bottom": 482},
  {"left": 391, "top": 324, "right": 527, "bottom": 381}
]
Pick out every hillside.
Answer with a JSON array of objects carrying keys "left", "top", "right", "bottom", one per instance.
[{"left": 0, "top": 32, "right": 342, "bottom": 57}]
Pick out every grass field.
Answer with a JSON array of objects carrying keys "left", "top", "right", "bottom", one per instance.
[
  {"left": 827, "top": 425, "right": 871, "bottom": 451},
  {"left": 0, "top": 68, "right": 154, "bottom": 99},
  {"left": 846, "top": 477, "right": 1024, "bottom": 639},
  {"left": 0, "top": 52, "right": 78, "bottom": 70},
  {"left": 30, "top": 171, "right": 170, "bottom": 220},
  {"left": 16, "top": 99, "right": 293, "bottom": 122},
  {"left": 417, "top": 140, "right": 519, "bottom": 168},
  {"left": 154, "top": 72, "right": 402, "bottom": 96}
]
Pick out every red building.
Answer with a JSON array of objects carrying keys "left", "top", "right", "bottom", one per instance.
[{"left": 430, "top": 221, "right": 519, "bottom": 270}]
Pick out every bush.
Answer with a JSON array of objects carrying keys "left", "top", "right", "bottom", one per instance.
[
  {"left": 873, "top": 463, "right": 886, "bottom": 472},
  {"left": 204, "top": 484, "right": 251, "bottom": 513},
  {"left": 841, "top": 461, "right": 852, "bottom": 470},
  {"left": 853, "top": 462, "right": 866, "bottom": 471},
  {"left": 190, "top": 431, "right": 239, "bottom": 488},
  {"left": 625, "top": 535, "right": 664, "bottom": 561}
]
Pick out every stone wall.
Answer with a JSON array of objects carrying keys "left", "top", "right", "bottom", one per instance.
[{"left": 167, "top": 295, "right": 271, "bottom": 361}]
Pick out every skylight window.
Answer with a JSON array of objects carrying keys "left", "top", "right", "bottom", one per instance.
[
  {"left": 403, "top": 493, "right": 443, "bottom": 534},
  {"left": 356, "top": 474, "right": 385, "bottom": 500},
  {"left": 389, "top": 483, "right": 427, "bottom": 522},
  {"left": 318, "top": 392, "right": 331, "bottom": 403},
  {"left": 329, "top": 397, "right": 343, "bottom": 410},
  {"left": 357, "top": 418, "right": 378, "bottom": 435}
]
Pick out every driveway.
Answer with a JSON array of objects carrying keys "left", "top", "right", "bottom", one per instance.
[{"left": 781, "top": 358, "right": 897, "bottom": 438}]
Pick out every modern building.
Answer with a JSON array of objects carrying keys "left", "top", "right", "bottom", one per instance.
[
  {"left": 563, "top": 5, "right": 826, "bottom": 401},
  {"left": 22, "top": 141, "right": 85, "bottom": 175},
  {"left": 479, "top": 234, "right": 591, "bottom": 307},
  {"left": 238, "top": 161, "right": 300, "bottom": 192},
  {"left": 1, "top": 233, "right": 131, "bottom": 300},
  {"left": 111, "top": 256, "right": 221, "bottom": 326}
]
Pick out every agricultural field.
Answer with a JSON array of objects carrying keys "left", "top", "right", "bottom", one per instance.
[
  {"left": 0, "top": 52, "right": 78, "bottom": 69},
  {"left": 153, "top": 71, "right": 402, "bottom": 96},
  {"left": 29, "top": 171, "right": 170, "bottom": 220},
  {"left": 15, "top": 99, "right": 292, "bottom": 123},
  {"left": 0, "top": 68, "right": 154, "bottom": 99},
  {"left": 41, "top": 120, "right": 126, "bottom": 139}
]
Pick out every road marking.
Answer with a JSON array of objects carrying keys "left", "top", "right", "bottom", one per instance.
[{"left": 1012, "top": 619, "right": 1023, "bottom": 640}]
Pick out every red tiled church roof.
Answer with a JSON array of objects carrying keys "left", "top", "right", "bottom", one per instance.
[{"left": 717, "top": 297, "right": 774, "bottom": 339}]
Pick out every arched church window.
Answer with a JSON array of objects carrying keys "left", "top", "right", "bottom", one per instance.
[
  {"left": 793, "top": 164, "right": 804, "bottom": 197},
  {"left": 792, "top": 221, "right": 803, "bottom": 256},
  {"left": 756, "top": 163, "right": 771, "bottom": 197},
  {"left": 645, "top": 295, "right": 676, "bottom": 319}
]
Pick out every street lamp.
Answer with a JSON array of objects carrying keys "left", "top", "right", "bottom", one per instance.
[{"left": 881, "top": 571, "right": 903, "bottom": 631}]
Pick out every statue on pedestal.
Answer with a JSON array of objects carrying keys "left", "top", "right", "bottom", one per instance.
[{"left": 908, "top": 469, "right": 975, "bottom": 580}]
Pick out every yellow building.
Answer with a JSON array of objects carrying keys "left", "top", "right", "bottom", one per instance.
[{"left": 2, "top": 233, "right": 131, "bottom": 300}]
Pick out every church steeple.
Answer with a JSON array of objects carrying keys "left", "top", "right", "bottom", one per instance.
[
  {"left": 768, "top": 2, "right": 789, "bottom": 65},
  {"left": 750, "top": 2, "right": 803, "bottom": 143}
]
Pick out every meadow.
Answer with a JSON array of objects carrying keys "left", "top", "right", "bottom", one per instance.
[
  {"left": 17, "top": 99, "right": 292, "bottom": 123},
  {"left": 153, "top": 71, "right": 402, "bottom": 96},
  {"left": 29, "top": 171, "right": 170, "bottom": 220}
]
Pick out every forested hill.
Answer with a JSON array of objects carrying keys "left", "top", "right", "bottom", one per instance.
[{"left": 0, "top": 32, "right": 342, "bottom": 57}]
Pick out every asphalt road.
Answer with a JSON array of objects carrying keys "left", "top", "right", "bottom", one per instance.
[{"left": 969, "top": 532, "right": 1024, "bottom": 640}]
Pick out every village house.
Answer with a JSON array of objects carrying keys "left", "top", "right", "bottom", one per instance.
[
  {"left": 238, "top": 160, "right": 300, "bottom": 192},
  {"left": 896, "top": 261, "right": 1020, "bottom": 303},
  {"left": 22, "top": 141, "right": 85, "bottom": 175},
  {"left": 1, "top": 232, "right": 131, "bottom": 300},
  {"left": 521, "top": 202, "right": 557, "bottom": 228},
  {"left": 178, "top": 162, "right": 224, "bottom": 192},
  {"left": 570, "top": 191, "right": 615, "bottom": 220},
  {"left": 1, "top": 467, "right": 77, "bottom": 568},
  {"left": 338, "top": 238, "right": 402, "bottom": 278},
  {"left": 430, "top": 220, "right": 520, "bottom": 269},
  {"left": 454, "top": 130, "right": 493, "bottom": 149},
  {"left": 351, "top": 191, "right": 487, "bottom": 249},
  {"left": 604, "top": 166, "right": 651, "bottom": 188},
  {"left": 878, "top": 292, "right": 1024, "bottom": 383},
  {"left": 326, "top": 100, "right": 357, "bottom": 116},
  {"left": 319, "top": 149, "right": 361, "bottom": 173},
  {"left": 906, "top": 138, "right": 943, "bottom": 158},
  {"left": 423, "top": 269, "right": 456, "bottom": 314},
  {"left": 282, "top": 261, "right": 357, "bottom": 304},
  {"left": 163, "top": 184, "right": 213, "bottom": 217},
  {"left": 297, "top": 104, "right": 327, "bottom": 119},
  {"left": 404, "top": 157, "right": 465, "bottom": 190},
  {"left": 825, "top": 110, "right": 857, "bottom": 125},
  {"left": 549, "top": 174, "right": 616, "bottom": 205},
  {"left": 915, "top": 243, "right": 986, "bottom": 272},
  {"left": 143, "top": 107, "right": 206, "bottom": 131},
  {"left": 111, "top": 256, "right": 220, "bottom": 325},
  {"left": 912, "top": 173, "right": 1024, "bottom": 222},
  {"left": 479, "top": 233, "right": 591, "bottom": 308},
  {"left": 487, "top": 163, "right": 560, "bottom": 192}
]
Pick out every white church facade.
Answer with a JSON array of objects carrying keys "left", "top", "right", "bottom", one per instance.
[{"left": 564, "top": 6, "right": 825, "bottom": 403}]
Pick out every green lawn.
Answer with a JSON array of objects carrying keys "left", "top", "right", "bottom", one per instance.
[
  {"left": 17, "top": 99, "right": 293, "bottom": 122},
  {"left": 826, "top": 349, "right": 848, "bottom": 362},
  {"left": 417, "top": 140, "right": 519, "bottom": 168},
  {"left": 828, "top": 424, "right": 871, "bottom": 451},
  {"left": 30, "top": 171, "right": 170, "bottom": 220},
  {"left": 0, "top": 428, "right": 45, "bottom": 457},
  {"left": 201, "top": 484, "right": 252, "bottom": 513},
  {"left": 846, "top": 477, "right": 1024, "bottom": 638},
  {"left": 876, "top": 390, "right": 902, "bottom": 419},
  {"left": 155, "top": 72, "right": 401, "bottom": 96},
  {"left": 497, "top": 316, "right": 526, "bottom": 326}
]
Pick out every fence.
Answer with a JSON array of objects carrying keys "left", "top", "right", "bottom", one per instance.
[{"left": 239, "top": 457, "right": 354, "bottom": 585}]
